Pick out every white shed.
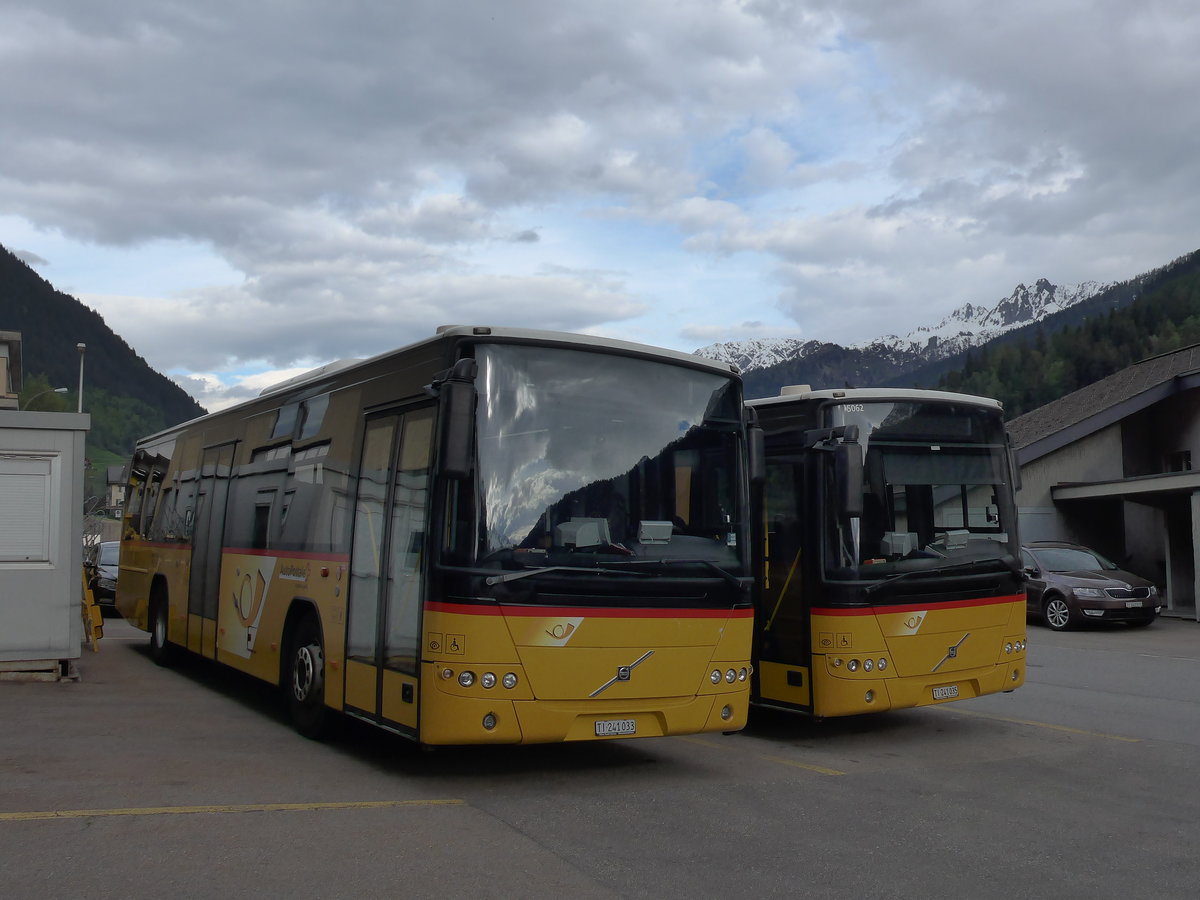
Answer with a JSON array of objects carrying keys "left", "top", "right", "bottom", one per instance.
[{"left": 0, "top": 409, "right": 91, "bottom": 679}]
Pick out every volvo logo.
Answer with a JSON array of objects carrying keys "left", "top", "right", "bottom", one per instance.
[
  {"left": 932, "top": 633, "right": 970, "bottom": 673},
  {"left": 590, "top": 651, "right": 654, "bottom": 697}
]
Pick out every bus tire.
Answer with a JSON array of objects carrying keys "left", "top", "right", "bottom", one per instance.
[
  {"left": 148, "top": 586, "right": 175, "bottom": 667},
  {"left": 286, "top": 613, "right": 330, "bottom": 739}
]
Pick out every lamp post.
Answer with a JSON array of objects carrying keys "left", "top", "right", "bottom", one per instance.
[
  {"left": 21, "top": 386, "right": 69, "bottom": 411},
  {"left": 76, "top": 342, "right": 86, "bottom": 413}
]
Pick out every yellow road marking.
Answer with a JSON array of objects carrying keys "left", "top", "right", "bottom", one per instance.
[
  {"left": 0, "top": 799, "right": 464, "bottom": 822},
  {"left": 760, "top": 755, "right": 846, "bottom": 776},
  {"left": 946, "top": 707, "right": 1142, "bottom": 743}
]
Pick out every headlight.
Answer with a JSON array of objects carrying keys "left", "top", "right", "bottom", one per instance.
[
  {"left": 1148, "top": 585, "right": 1159, "bottom": 596},
  {"left": 458, "top": 671, "right": 476, "bottom": 687},
  {"left": 1074, "top": 587, "right": 1106, "bottom": 598},
  {"left": 711, "top": 669, "right": 722, "bottom": 684},
  {"left": 480, "top": 672, "right": 497, "bottom": 689}
]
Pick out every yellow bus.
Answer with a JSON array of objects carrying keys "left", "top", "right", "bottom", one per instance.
[
  {"left": 116, "top": 326, "right": 755, "bottom": 744},
  {"left": 747, "top": 386, "right": 1026, "bottom": 718}
]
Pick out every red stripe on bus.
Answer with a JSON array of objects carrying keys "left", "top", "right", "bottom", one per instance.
[
  {"left": 426, "top": 600, "right": 754, "bottom": 619},
  {"left": 811, "top": 594, "right": 1025, "bottom": 617}
]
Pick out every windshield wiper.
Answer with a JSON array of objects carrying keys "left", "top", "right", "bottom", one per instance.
[
  {"left": 485, "top": 565, "right": 656, "bottom": 586},
  {"left": 864, "top": 557, "right": 1015, "bottom": 596},
  {"left": 598, "top": 557, "right": 752, "bottom": 588}
]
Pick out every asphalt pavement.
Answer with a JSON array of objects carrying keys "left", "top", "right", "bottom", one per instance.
[{"left": 3, "top": 614, "right": 1200, "bottom": 898}]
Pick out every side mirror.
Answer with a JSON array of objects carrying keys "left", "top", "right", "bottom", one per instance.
[
  {"left": 746, "top": 411, "right": 765, "bottom": 485},
  {"left": 1006, "top": 430, "right": 1023, "bottom": 493},
  {"left": 835, "top": 439, "right": 863, "bottom": 518},
  {"left": 439, "top": 358, "right": 477, "bottom": 480}
]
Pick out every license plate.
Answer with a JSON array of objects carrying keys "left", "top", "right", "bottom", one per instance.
[
  {"left": 595, "top": 718, "right": 636, "bottom": 737},
  {"left": 932, "top": 685, "right": 959, "bottom": 701},
  {"left": 1125, "top": 600, "right": 1143, "bottom": 608}
]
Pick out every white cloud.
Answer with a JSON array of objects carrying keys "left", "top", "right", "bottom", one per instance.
[{"left": 2, "top": 1, "right": 1199, "bottom": 408}]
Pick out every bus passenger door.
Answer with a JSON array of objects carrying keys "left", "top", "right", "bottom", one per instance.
[
  {"left": 757, "top": 454, "right": 814, "bottom": 711},
  {"left": 188, "top": 442, "right": 236, "bottom": 658},
  {"left": 344, "top": 405, "right": 435, "bottom": 736}
]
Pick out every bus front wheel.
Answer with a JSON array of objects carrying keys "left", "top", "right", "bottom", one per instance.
[{"left": 286, "top": 614, "right": 330, "bottom": 739}]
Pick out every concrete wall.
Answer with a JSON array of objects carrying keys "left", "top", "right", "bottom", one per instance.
[{"left": 1016, "top": 424, "right": 1124, "bottom": 544}]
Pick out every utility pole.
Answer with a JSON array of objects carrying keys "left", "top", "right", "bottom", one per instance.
[{"left": 76, "top": 342, "right": 86, "bottom": 413}]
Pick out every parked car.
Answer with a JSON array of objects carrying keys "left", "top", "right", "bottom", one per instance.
[
  {"left": 87, "top": 540, "right": 120, "bottom": 607},
  {"left": 1022, "top": 541, "right": 1161, "bottom": 631}
]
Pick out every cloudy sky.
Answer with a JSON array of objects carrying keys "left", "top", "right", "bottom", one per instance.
[{"left": 3, "top": 1, "right": 1199, "bottom": 410}]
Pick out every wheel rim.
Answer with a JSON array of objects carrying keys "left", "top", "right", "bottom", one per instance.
[
  {"left": 1046, "top": 598, "right": 1070, "bottom": 629},
  {"left": 292, "top": 643, "right": 324, "bottom": 703}
]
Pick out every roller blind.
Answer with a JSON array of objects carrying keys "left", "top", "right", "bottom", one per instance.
[{"left": 0, "top": 455, "right": 54, "bottom": 562}]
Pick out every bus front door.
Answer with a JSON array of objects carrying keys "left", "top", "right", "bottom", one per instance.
[
  {"left": 756, "top": 454, "right": 815, "bottom": 712},
  {"left": 187, "top": 442, "right": 236, "bottom": 658},
  {"left": 344, "top": 405, "right": 435, "bottom": 736}
]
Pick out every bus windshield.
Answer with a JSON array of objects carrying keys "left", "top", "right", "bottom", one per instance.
[
  {"left": 475, "top": 344, "right": 745, "bottom": 574},
  {"left": 823, "top": 400, "right": 1019, "bottom": 582}
]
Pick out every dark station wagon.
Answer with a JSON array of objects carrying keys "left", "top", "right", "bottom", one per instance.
[{"left": 1022, "top": 541, "right": 1161, "bottom": 631}]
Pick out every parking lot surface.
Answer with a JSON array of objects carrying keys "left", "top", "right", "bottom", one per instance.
[{"left": 4, "top": 616, "right": 1200, "bottom": 898}]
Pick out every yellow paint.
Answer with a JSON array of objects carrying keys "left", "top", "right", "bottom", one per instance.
[
  {"left": 0, "top": 799, "right": 464, "bottom": 822},
  {"left": 757, "top": 661, "right": 812, "bottom": 708},
  {"left": 800, "top": 598, "right": 1027, "bottom": 717}
]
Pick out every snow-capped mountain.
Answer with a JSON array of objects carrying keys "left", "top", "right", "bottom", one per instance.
[
  {"left": 856, "top": 278, "right": 1107, "bottom": 361},
  {"left": 696, "top": 278, "right": 1108, "bottom": 374}
]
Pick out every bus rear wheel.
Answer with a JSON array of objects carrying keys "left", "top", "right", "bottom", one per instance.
[
  {"left": 287, "top": 614, "right": 330, "bottom": 739},
  {"left": 148, "top": 587, "right": 175, "bottom": 667}
]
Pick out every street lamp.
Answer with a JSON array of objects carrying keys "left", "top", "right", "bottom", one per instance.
[
  {"left": 21, "top": 386, "right": 68, "bottom": 411},
  {"left": 76, "top": 342, "right": 86, "bottom": 413}
]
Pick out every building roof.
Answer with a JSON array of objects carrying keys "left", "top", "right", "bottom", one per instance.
[{"left": 1008, "top": 343, "right": 1200, "bottom": 464}]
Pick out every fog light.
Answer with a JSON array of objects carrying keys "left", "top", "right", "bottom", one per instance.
[
  {"left": 865, "top": 690, "right": 874, "bottom": 703},
  {"left": 1011, "top": 669, "right": 1020, "bottom": 682},
  {"left": 720, "top": 705, "right": 733, "bottom": 720},
  {"left": 847, "top": 659, "right": 860, "bottom": 672},
  {"left": 481, "top": 672, "right": 497, "bottom": 689},
  {"left": 726, "top": 669, "right": 737, "bottom": 683},
  {"left": 482, "top": 713, "right": 497, "bottom": 730},
  {"left": 1083, "top": 609, "right": 1104, "bottom": 617},
  {"left": 711, "top": 669, "right": 722, "bottom": 684},
  {"left": 502, "top": 672, "right": 518, "bottom": 689},
  {"left": 458, "top": 671, "right": 476, "bottom": 687}
]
